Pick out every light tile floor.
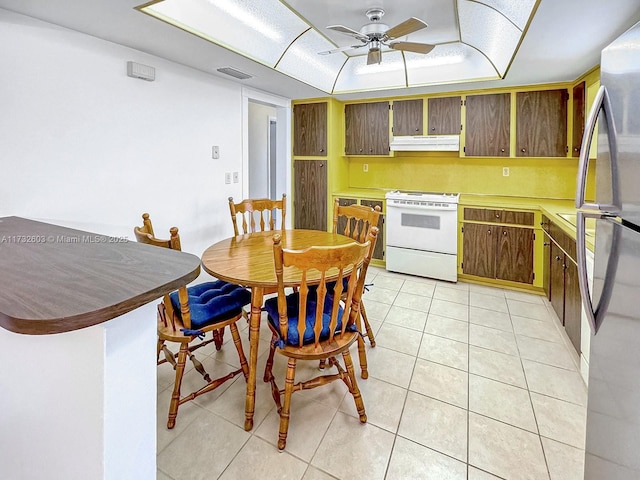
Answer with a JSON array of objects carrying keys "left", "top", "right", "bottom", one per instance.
[{"left": 157, "top": 267, "right": 587, "bottom": 480}]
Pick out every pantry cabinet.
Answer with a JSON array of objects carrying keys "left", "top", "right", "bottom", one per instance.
[
  {"left": 392, "top": 99, "right": 423, "bottom": 136},
  {"left": 293, "top": 102, "right": 327, "bottom": 156},
  {"left": 464, "top": 93, "right": 511, "bottom": 156},
  {"left": 516, "top": 89, "right": 568, "bottom": 157},
  {"left": 345, "top": 101, "right": 390, "bottom": 155},
  {"left": 428, "top": 96, "right": 461, "bottom": 135},
  {"left": 462, "top": 207, "right": 535, "bottom": 284},
  {"left": 541, "top": 215, "right": 581, "bottom": 354},
  {"left": 294, "top": 159, "right": 327, "bottom": 231}
]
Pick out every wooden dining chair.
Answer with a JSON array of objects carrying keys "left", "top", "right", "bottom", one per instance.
[
  {"left": 228, "top": 194, "right": 286, "bottom": 236},
  {"left": 134, "top": 213, "right": 251, "bottom": 429},
  {"left": 262, "top": 228, "right": 378, "bottom": 450},
  {"left": 331, "top": 199, "right": 381, "bottom": 378}
]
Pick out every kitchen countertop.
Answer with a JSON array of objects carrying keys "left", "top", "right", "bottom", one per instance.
[
  {"left": 333, "top": 190, "right": 593, "bottom": 250},
  {"left": 0, "top": 216, "right": 201, "bottom": 335}
]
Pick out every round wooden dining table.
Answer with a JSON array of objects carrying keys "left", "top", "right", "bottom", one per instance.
[{"left": 201, "top": 229, "right": 356, "bottom": 431}]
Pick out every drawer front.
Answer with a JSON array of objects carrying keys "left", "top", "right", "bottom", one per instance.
[
  {"left": 502, "top": 210, "right": 534, "bottom": 226},
  {"left": 464, "top": 208, "right": 502, "bottom": 223},
  {"left": 549, "top": 222, "right": 577, "bottom": 262},
  {"left": 464, "top": 207, "right": 534, "bottom": 226}
]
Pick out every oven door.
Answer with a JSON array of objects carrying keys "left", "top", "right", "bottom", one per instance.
[{"left": 386, "top": 202, "right": 458, "bottom": 255}]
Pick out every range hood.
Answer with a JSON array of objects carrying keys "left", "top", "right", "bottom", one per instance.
[{"left": 389, "top": 135, "right": 460, "bottom": 152}]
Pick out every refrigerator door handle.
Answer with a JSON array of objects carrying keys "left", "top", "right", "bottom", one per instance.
[
  {"left": 576, "top": 212, "right": 618, "bottom": 334},
  {"left": 575, "top": 85, "right": 619, "bottom": 212}
]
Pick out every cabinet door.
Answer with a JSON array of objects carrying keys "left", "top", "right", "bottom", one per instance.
[
  {"left": 360, "top": 199, "right": 384, "bottom": 260},
  {"left": 549, "top": 242, "right": 565, "bottom": 322},
  {"left": 393, "top": 99, "right": 423, "bottom": 136},
  {"left": 516, "top": 89, "right": 568, "bottom": 157},
  {"left": 293, "top": 102, "right": 327, "bottom": 156},
  {"left": 428, "top": 96, "right": 461, "bottom": 135},
  {"left": 496, "top": 226, "right": 534, "bottom": 284},
  {"left": 564, "top": 258, "right": 582, "bottom": 354},
  {"left": 465, "top": 93, "right": 510, "bottom": 156},
  {"left": 463, "top": 223, "right": 497, "bottom": 279},
  {"left": 365, "top": 101, "right": 390, "bottom": 155},
  {"left": 345, "top": 103, "right": 367, "bottom": 155},
  {"left": 294, "top": 160, "right": 327, "bottom": 231},
  {"left": 572, "top": 82, "right": 586, "bottom": 158},
  {"left": 542, "top": 232, "right": 551, "bottom": 299}
]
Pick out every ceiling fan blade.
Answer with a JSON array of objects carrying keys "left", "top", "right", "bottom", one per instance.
[
  {"left": 318, "top": 45, "right": 366, "bottom": 55},
  {"left": 389, "top": 41, "right": 435, "bottom": 54},
  {"left": 367, "top": 48, "right": 382, "bottom": 65},
  {"left": 326, "top": 25, "right": 369, "bottom": 42},
  {"left": 385, "top": 17, "right": 428, "bottom": 39}
]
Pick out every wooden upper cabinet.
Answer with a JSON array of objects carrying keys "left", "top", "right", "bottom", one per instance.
[
  {"left": 572, "top": 82, "right": 586, "bottom": 157},
  {"left": 516, "top": 89, "right": 568, "bottom": 157},
  {"left": 392, "top": 99, "right": 423, "bottom": 136},
  {"left": 345, "top": 101, "right": 389, "bottom": 155},
  {"left": 428, "top": 96, "right": 461, "bottom": 135},
  {"left": 293, "top": 102, "right": 327, "bottom": 156},
  {"left": 465, "top": 93, "right": 510, "bottom": 156}
]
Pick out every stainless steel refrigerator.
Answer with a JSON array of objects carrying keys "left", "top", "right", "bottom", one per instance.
[{"left": 576, "top": 20, "right": 640, "bottom": 479}]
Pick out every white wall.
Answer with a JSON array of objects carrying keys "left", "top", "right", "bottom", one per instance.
[{"left": 0, "top": 9, "right": 259, "bottom": 257}]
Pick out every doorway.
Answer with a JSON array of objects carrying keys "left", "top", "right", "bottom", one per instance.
[{"left": 242, "top": 88, "right": 291, "bottom": 227}]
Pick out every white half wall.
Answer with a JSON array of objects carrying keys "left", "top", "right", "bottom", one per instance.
[{"left": 0, "top": 8, "right": 291, "bottom": 257}]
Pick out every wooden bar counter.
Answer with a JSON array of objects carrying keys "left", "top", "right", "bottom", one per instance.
[{"left": 0, "top": 216, "right": 201, "bottom": 480}]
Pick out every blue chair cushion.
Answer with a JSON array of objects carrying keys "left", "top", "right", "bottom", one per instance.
[
  {"left": 169, "top": 280, "right": 251, "bottom": 329},
  {"left": 264, "top": 292, "right": 351, "bottom": 347}
]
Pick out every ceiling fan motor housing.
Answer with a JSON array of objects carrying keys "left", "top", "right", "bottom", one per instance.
[{"left": 361, "top": 8, "right": 389, "bottom": 38}]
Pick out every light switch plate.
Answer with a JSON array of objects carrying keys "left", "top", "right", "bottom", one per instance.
[
  {"left": 212, "top": 146, "right": 220, "bottom": 159},
  {"left": 224, "top": 172, "right": 231, "bottom": 184},
  {"left": 233, "top": 172, "right": 239, "bottom": 183}
]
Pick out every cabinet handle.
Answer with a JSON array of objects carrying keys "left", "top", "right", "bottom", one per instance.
[
  {"left": 555, "top": 255, "right": 561, "bottom": 261},
  {"left": 488, "top": 229, "right": 492, "bottom": 235},
  {"left": 501, "top": 148, "right": 505, "bottom": 153},
  {"left": 320, "top": 148, "right": 324, "bottom": 153},
  {"left": 431, "top": 127, "right": 435, "bottom": 131},
  {"left": 495, "top": 213, "right": 500, "bottom": 218},
  {"left": 359, "top": 148, "right": 363, "bottom": 152},
  {"left": 574, "top": 147, "right": 580, "bottom": 152},
  {"left": 543, "top": 242, "right": 550, "bottom": 246},
  {"left": 416, "top": 128, "right": 420, "bottom": 132},
  {"left": 521, "top": 148, "right": 526, "bottom": 153},
  {"left": 503, "top": 231, "right": 507, "bottom": 236}
]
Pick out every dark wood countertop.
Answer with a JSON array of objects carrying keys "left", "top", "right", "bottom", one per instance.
[{"left": 0, "top": 216, "right": 201, "bottom": 335}]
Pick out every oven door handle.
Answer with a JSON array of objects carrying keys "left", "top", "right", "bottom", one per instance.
[{"left": 386, "top": 203, "right": 457, "bottom": 212}]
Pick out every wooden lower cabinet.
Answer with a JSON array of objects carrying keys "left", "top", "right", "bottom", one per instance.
[
  {"left": 462, "top": 223, "right": 496, "bottom": 278},
  {"left": 462, "top": 222, "right": 534, "bottom": 284},
  {"left": 543, "top": 221, "right": 581, "bottom": 355},
  {"left": 496, "top": 226, "right": 534, "bottom": 284}
]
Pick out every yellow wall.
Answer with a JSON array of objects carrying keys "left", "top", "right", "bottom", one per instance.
[{"left": 348, "top": 154, "right": 596, "bottom": 199}]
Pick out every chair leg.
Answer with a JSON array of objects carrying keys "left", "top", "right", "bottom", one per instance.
[
  {"left": 360, "top": 301, "right": 376, "bottom": 347},
  {"left": 356, "top": 334, "right": 368, "bottom": 379},
  {"left": 156, "top": 338, "right": 165, "bottom": 363},
  {"left": 278, "top": 357, "right": 296, "bottom": 450},
  {"left": 213, "top": 327, "right": 225, "bottom": 351},
  {"left": 263, "top": 334, "right": 277, "bottom": 383},
  {"left": 343, "top": 349, "right": 367, "bottom": 423},
  {"left": 167, "top": 342, "right": 189, "bottom": 429},
  {"left": 229, "top": 322, "right": 249, "bottom": 380}
]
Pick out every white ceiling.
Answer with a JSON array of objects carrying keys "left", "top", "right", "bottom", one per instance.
[{"left": 1, "top": 0, "right": 640, "bottom": 101}]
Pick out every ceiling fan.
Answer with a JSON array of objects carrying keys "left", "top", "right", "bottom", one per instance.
[{"left": 318, "top": 8, "right": 435, "bottom": 65}]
